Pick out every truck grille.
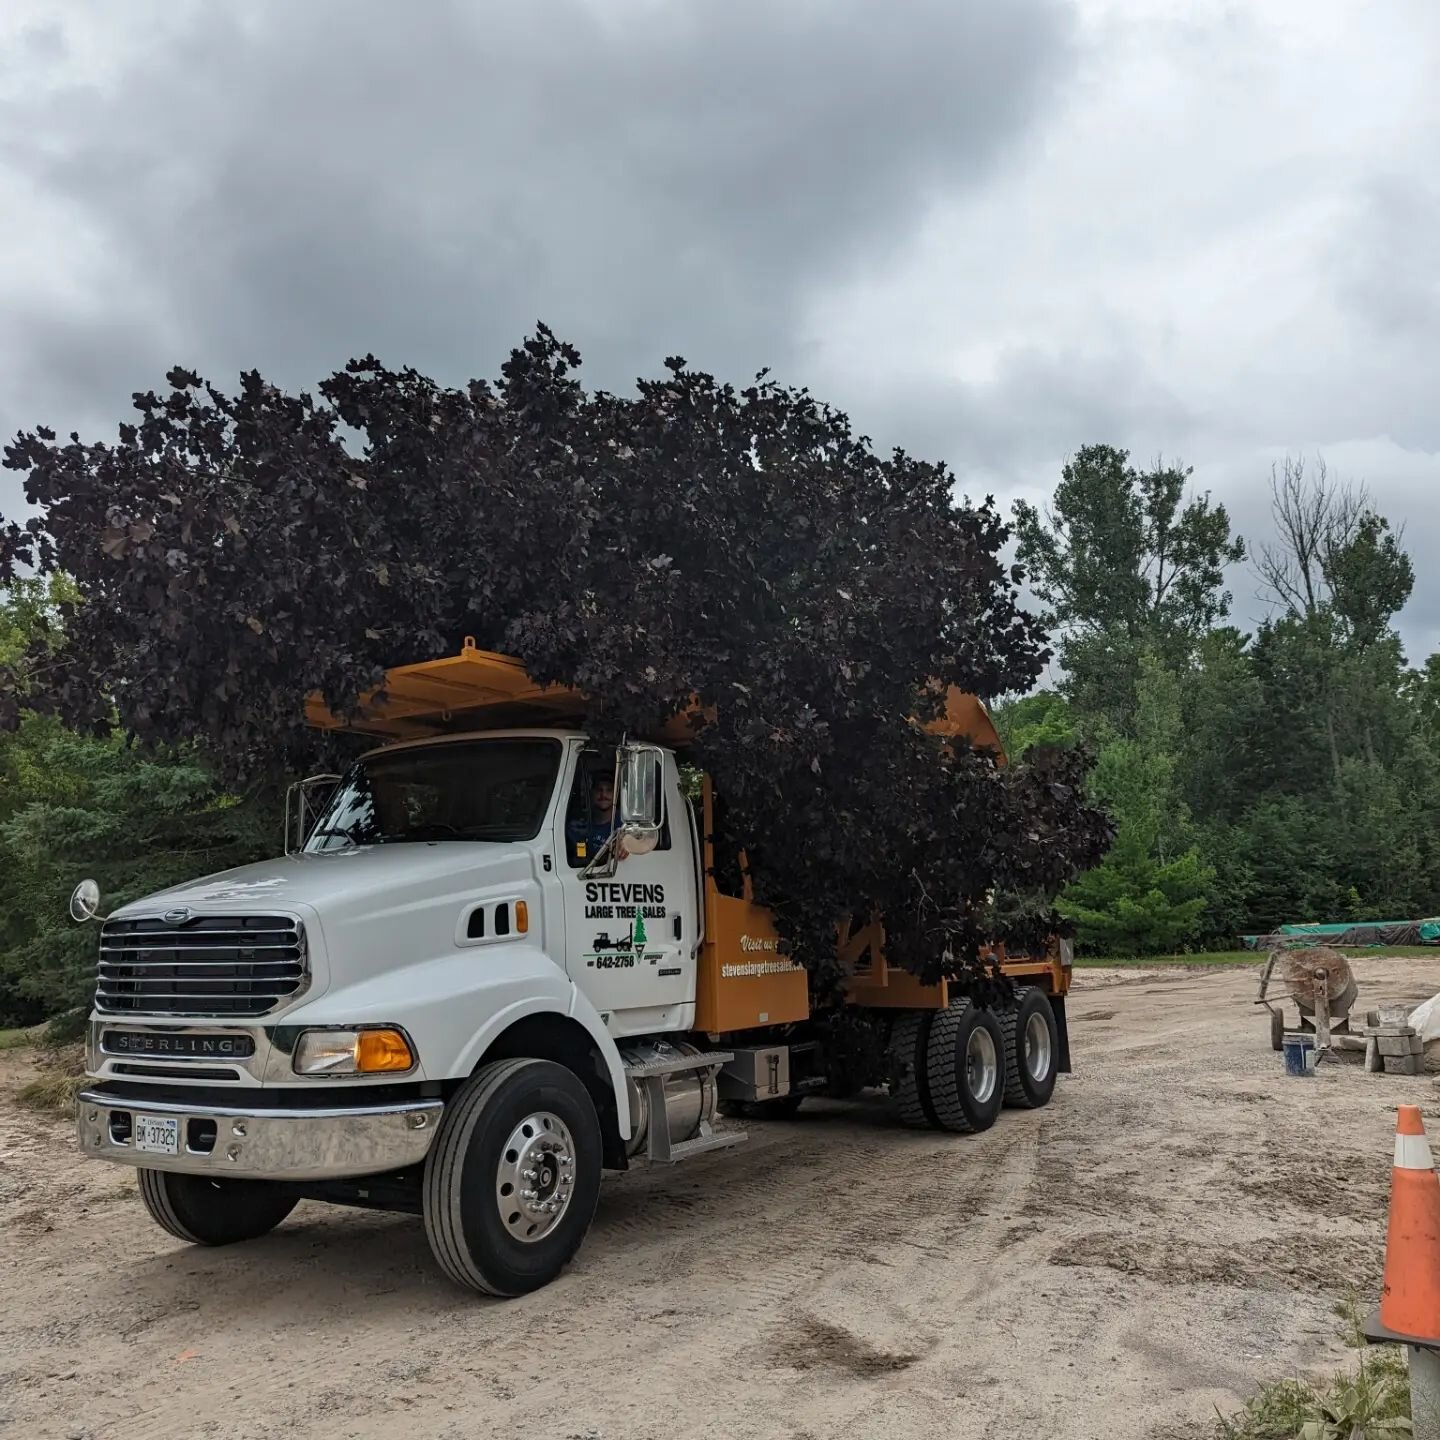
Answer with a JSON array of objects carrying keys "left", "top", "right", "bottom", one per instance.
[{"left": 97, "top": 915, "right": 308, "bottom": 1017}]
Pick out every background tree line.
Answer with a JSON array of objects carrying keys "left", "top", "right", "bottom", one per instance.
[
  {"left": 0, "top": 576, "right": 276, "bottom": 1027},
  {"left": 1001, "top": 445, "right": 1437, "bottom": 956},
  {"left": 0, "top": 432, "right": 1430, "bottom": 1026}
]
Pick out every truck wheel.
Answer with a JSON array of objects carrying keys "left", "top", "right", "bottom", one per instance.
[
  {"left": 1269, "top": 1008, "right": 1285, "bottom": 1052},
  {"left": 888, "top": 1011, "right": 933, "bottom": 1129},
  {"left": 718, "top": 1095, "right": 804, "bottom": 1120},
  {"left": 423, "top": 1057, "right": 602, "bottom": 1297},
  {"left": 999, "top": 987, "right": 1058, "bottom": 1109},
  {"left": 137, "top": 1170, "right": 297, "bottom": 1246},
  {"left": 925, "top": 999, "right": 1004, "bottom": 1134}
]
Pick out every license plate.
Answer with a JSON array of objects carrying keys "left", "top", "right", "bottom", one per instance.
[{"left": 134, "top": 1115, "right": 179, "bottom": 1155}]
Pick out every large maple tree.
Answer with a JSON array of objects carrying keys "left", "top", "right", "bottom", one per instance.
[{"left": 2, "top": 327, "right": 1111, "bottom": 997}]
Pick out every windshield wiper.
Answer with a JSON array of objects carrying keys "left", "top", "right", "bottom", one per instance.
[
  {"left": 370, "top": 825, "right": 518, "bottom": 844},
  {"left": 312, "top": 824, "right": 520, "bottom": 847},
  {"left": 371, "top": 824, "right": 463, "bottom": 844}
]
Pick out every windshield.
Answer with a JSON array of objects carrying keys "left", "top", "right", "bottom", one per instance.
[{"left": 304, "top": 738, "right": 562, "bottom": 852}]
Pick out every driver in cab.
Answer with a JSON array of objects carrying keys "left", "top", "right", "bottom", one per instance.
[{"left": 567, "top": 772, "right": 629, "bottom": 864}]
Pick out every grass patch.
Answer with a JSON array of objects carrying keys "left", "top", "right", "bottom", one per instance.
[
  {"left": 1074, "top": 951, "right": 1263, "bottom": 969},
  {"left": 15, "top": 1040, "right": 86, "bottom": 1114},
  {"left": 1200, "top": 1298, "right": 1412, "bottom": 1440},
  {"left": 1074, "top": 946, "right": 1437, "bottom": 970},
  {"left": 1210, "top": 1355, "right": 1410, "bottom": 1440},
  {"left": 0, "top": 1009, "right": 86, "bottom": 1051},
  {"left": 17, "top": 1067, "right": 85, "bottom": 1112}
]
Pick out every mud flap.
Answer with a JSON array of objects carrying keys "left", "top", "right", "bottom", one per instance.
[{"left": 1052, "top": 995, "right": 1072, "bottom": 1073}]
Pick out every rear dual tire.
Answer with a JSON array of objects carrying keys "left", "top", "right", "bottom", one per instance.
[
  {"left": 927, "top": 1001, "right": 1005, "bottom": 1133},
  {"left": 999, "top": 986, "right": 1059, "bottom": 1109},
  {"left": 889, "top": 1011, "right": 933, "bottom": 1129},
  {"left": 890, "top": 1001, "right": 1005, "bottom": 1134}
]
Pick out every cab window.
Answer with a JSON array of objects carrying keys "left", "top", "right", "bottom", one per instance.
[
  {"left": 306, "top": 738, "right": 561, "bottom": 852},
  {"left": 565, "top": 750, "right": 671, "bottom": 868}
]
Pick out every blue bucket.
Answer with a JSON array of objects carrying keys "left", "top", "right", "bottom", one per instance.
[{"left": 1282, "top": 1033, "right": 1316, "bottom": 1076}]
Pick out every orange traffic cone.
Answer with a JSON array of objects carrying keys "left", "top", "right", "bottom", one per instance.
[{"left": 1378, "top": 1105, "right": 1440, "bottom": 1344}]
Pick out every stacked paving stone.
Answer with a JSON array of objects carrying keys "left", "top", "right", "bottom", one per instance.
[{"left": 1363, "top": 1005, "right": 1426, "bottom": 1076}]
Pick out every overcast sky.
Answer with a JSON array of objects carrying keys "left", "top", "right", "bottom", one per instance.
[{"left": 2, "top": 0, "right": 1436, "bottom": 669}]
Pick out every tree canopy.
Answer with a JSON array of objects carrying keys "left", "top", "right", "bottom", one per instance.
[
  {"left": 1013, "top": 443, "right": 1245, "bottom": 729},
  {"left": 2, "top": 327, "right": 1113, "bottom": 999}
]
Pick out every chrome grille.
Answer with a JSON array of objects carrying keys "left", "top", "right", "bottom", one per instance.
[{"left": 97, "top": 915, "right": 307, "bottom": 1017}]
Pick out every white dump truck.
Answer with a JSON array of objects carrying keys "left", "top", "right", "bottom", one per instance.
[{"left": 73, "top": 642, "right": 1073, "bottom": 1295}]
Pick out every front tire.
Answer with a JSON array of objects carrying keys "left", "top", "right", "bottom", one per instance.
[
  {"left": 1000, "top": 987, "right": 1060, "bottom": 1109},
  {"left": 138, "top": 1170, "right": 297, "bottom": 1246},
  {"left": 423, "top": 1057, "right": 602, "bottom": 1297}
]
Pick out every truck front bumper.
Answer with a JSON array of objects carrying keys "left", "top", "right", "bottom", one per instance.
[{"left": 76, "top": 1088, "right": 444, "bottom": 1182}]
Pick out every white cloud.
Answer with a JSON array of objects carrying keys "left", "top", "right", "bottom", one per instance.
[{"left": 798, "top": 0, "right": 1440, "bottom": 659}]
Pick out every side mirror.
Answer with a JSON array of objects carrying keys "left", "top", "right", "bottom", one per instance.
[
  {"left": 285, "top": 774, "right": 342, "bottom": 855},
  {"left": 69, "top": 878, "right": 106, "bottom": 924},
  {"left": 617, "top": 743, "right": 664, "bottom": 857}
]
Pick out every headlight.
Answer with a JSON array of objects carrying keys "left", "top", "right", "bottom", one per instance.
[{"left": 293, "top": 1027, "right": 415, "bottom": 1075}]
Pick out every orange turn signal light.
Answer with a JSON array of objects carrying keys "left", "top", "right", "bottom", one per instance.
[
  {"left": 355, "top": 1028, "right": 414, "bottom": 1073},
  {"left": 514, "top": 900, "right": 529, "bottom": 934}
]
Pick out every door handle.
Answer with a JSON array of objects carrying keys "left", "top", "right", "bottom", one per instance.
[{"left": 673, "top": 914, "right": 682, "bottom": 941}]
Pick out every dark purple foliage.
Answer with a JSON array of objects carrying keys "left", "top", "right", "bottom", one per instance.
[{"left": 2, "top": 327, "right": 1112, "bottom": 997}]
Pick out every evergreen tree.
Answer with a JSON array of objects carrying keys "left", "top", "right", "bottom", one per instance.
[
  {"left": 0, "top": 583, "right": 277, "bottom": 1026},
  {"left": 1057, "top": 832, "right": 1211, "bottom": 956},
  {"left": 990, "top": 690, "right": 1078, "bottom": 760},
  {"left": 1057, "top": 653, "right": 1213, "bottom": 953}
]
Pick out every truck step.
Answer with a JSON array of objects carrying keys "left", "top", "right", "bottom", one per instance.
[
  {"left": 624, "top": 1050, "right": 732, "bottom": 1080},
  {"left": 659, "top": 1129, "right": 749, "bottom": 1164}
]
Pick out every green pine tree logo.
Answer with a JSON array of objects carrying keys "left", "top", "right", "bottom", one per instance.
[{"left": 632, "top": 912, "right": 647, "bottom": 947}]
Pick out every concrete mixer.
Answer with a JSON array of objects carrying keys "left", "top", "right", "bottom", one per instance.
[{"left": 1256, "top": 943, "right": 1358, "bottom": 1056}]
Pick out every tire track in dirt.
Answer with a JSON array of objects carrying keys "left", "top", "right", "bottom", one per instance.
[{"left": 5, "top": 960, "right": 1438, "bottom": 1440}]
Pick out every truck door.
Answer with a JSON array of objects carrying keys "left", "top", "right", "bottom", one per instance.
[{"left": 557, "top": 746, "right": 698, "bottom": 1038}]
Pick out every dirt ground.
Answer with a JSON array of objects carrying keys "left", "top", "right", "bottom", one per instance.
[{"left": 3, "top": 959, "right": 1438, "bottom": 1440}]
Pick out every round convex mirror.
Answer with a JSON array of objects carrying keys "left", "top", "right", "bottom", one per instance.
[{"left": 69, "top": 878, "right": 102, "bottom": 923}]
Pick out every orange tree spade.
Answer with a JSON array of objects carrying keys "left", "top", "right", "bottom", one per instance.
[{"left": 1, "top": 327, "right": 1112, "bottom": 1001}]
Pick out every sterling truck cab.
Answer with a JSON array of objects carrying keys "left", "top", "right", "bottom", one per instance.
[{"left": 74, "top": 644, "right": 1072, "bottom": 1296}]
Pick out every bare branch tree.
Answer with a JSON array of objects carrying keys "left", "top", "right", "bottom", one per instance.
[{"left": 1256, "top": 454, "right": 1368, "bottom": 619}]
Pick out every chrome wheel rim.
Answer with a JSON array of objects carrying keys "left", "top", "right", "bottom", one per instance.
[
  {"left": 965, "top": 1026, "right": 998, "bottom": 1105},
  {"left": 1024, "top": 1011, "right": 1052, "bottom": 1083},
  {"left": 495, "top": 1111, "right": 576, "bottom": 1243}
]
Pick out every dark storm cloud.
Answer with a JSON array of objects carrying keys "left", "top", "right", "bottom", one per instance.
[
  {"left": 0, "top": 0, "right": 1075, "bottom": 449},
  {"left": 4, "top": 0, "right": 1435, "bottom": 662}
]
